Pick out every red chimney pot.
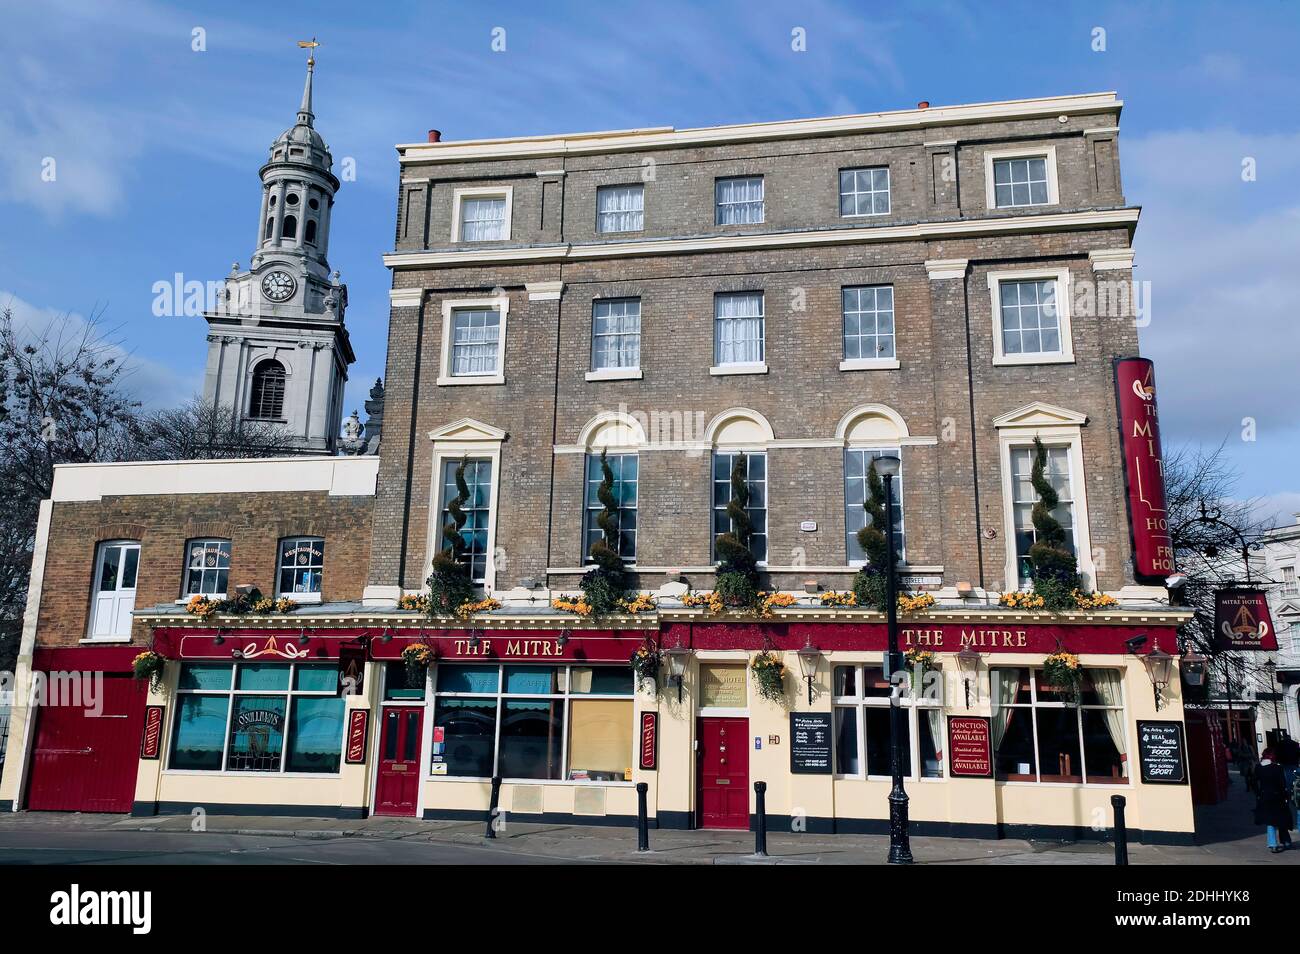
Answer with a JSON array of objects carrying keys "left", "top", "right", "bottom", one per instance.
[
  {"left": 917, "top": 101, "right": 930, "bottom": 109},
  {"left": 427, "top": 129, "right": 442, "bottom": 143}
]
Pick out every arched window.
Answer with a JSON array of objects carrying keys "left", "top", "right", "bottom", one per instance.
[
  {"left": 264, "top": 217, "right": 274, "bottom": 239},
  {"left": 282, "top": 215, "right": 297, "bottom": 239},
  {"left": 248, "top": 360, "right": 286, "bottom": 420},
  {"left": 304, "top": 219, "right": 317, "bottom": 244}
]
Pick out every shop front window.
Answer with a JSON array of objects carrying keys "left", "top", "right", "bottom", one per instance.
[
  {"left": 168, "top": 662, "right": 345, "bottom": 774},
  {"left": 432, "top": 663, "right": 635, "bottom": 782},
  {"left": 990, "top": 667, "right": 1128, "bottom": 784},
  {"left": 832, "top": 664, "right": 943, "bottom": 779}
]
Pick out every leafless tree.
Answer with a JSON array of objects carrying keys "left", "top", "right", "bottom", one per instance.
[
  {"left": 121, "top": 396, "right": 300, "bottom": 461},
  {"left": 0, "top": 305, "right": 139, "bottom": 669}
]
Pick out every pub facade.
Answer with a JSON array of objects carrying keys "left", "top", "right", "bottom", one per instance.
[{"left": 1, "top": 89, "right": 1200, "bottom": 843}]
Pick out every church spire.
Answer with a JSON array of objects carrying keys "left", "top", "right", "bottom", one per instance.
[{"left": 296, "top": 38, "right": 319, "bottom": 126}]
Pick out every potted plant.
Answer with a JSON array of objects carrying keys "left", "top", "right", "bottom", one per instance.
[
  {"left": 1026, "top": 437, "right": 1080, "bottom": 612},
  {"left": 851, "top": 460, "right": 891, "bottom": 611},
  {"left": 630, "top": 643, "right": 661, "bottom": 688},
  {"left": 428, "top": 457, "right": 479, "bottom": 616},
  {"left": 581, "top": 449, "right": 630, "bottom": 614},
  {"left": 714, "top": 454, "right": 760, "bottom": 611},
  {"left": 750, "top": 650, "right": 786, "bottom": 703}
]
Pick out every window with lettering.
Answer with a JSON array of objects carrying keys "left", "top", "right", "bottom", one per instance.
[
  {"left": 431, "top": 664, "right": 635, "bottom": 781},
  {"left": 990, "top": 667, "right": 1127, "bottom": 784},
  {"left": 832, "top": 664, "right": 943, "bottom": 779},
  {"left": 168, "top": 662, "right": 345, "bottom": 774}
]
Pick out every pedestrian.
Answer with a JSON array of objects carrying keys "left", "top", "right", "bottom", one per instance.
[
  {"left": 1279, "top": 740, "right": 1300, "bottom": 835},
  {"left": 1254, "top": 748, "right": 1293, "bottom": 853}
]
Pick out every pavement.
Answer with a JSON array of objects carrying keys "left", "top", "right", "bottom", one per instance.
[{"left": 0, "top": 770, "right": 1294, "bottom": 865}]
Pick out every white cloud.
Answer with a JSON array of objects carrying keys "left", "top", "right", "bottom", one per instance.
[{"left": 1, "top": 291, "right": 193, "bottom": 409}]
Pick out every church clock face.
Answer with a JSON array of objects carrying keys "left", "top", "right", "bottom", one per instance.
[{"left": 261, "top": 270, "right": 296, "bottom": 302}]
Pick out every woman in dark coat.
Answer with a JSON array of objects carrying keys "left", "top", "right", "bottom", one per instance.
[{"left": 1254, "top": 748, "right": 1293, "bottom": 853}]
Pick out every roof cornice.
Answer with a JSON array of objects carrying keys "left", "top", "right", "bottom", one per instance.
[
  {"left": 383, "top": 207, "right": 1139, "bottom": 270},
  {"left": 396, "top": 92, "right": 1121, "bottom": 164}
]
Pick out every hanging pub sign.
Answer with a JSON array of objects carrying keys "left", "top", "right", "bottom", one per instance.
[
  {"left": 1114, "top": 357, "right": 1175, "bottom": 581},
  {"left": 140, "top": 705, "right": 165, "bottom": 760},
  {"left": 338, "top": 644, "right": 366, "bottom": 696},
  {"left": 947, "top": 716, "right": 993, "bottom": 778},
  {"left": 344, "top": 710, "right": 369, "bottom": 765},
  {"left": 1214, "top": 588, "right": 1278, "bottom": 651}
]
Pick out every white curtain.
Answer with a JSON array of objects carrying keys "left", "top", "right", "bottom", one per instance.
[
  {"left": 451, "top": 309, "right": 500, "bottom": 374},
  {"left": 990, "top": 668, "right": 1021, "bottom": 753},
  {"left": 1090, "top": 668, "right": 1128, "bottom": 771},
  {"left": 716, "top": 177, "right": 764, "bottom": 224},
  {"left": 460, "top": 197, "right": 506, "bottom": 241},
  {"left": 597, "top": 186, "right": 643, "bottom": 232},
  {"left": 926, "top": 707, "right": 944, "bottom": 773},
  {"left": 715, "top": 292, "right": 764, "bottom": 364}
]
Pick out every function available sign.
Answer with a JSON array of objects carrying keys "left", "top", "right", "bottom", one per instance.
[
  {"left": 789, "top": 712, "right": 833, "bottom": 775},
  {"left": 947, "top": 715, "right": 993, "bottom": 778},
  {"left": 1136, "top": 720, "right": 1187, "bottom": 785}
]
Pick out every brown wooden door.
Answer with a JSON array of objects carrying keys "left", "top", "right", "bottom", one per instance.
[
  {"left": 374, "top": 706, "right": 423, "bottom": 816},
  {"left": 697, "top": 716, "right": 749, "bottom": 829}
]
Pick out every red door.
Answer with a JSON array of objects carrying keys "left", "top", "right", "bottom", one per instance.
[
  {"left": 26, "top": 673, "right": 147, "bottom": 812},
  {"left": 697, "top": 717, "right": 749, "bottom": 829},
  {"left": 374, "top": 706, "right": 423, "bottom": 816}
]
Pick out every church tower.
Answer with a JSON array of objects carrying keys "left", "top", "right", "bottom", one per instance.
[{"left": 203, "top": 46, "right": 354, "bottom": 455}]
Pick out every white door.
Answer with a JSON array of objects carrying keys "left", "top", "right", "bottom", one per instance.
[{"left": 91, "top": 542, "right": 140, "bottom": 638}]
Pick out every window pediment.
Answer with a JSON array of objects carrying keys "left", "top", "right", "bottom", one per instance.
[
  {"left": 427, "top": 418, "right": 506, "bottom": 443},
  {"left": 992, "top": 401, "right": 1088, "bottom": 429}
]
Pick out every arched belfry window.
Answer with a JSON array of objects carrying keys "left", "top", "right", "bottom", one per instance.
[
  {"left": 305, "top": 219, "right": 317, "bottom": 244},
  {"left": 249, "top": 360, "right": 286, "bottom": 420},
  {"left": 264, "top": 217, "right": 274, "bottom": 239},
  {"left": 282, "top": 215, "right": 298, "bottom": 239}
]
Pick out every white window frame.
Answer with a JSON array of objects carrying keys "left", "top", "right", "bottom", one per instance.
[
  {"left": 984, "top": 146, "right": 1059, "bottom": 210},
  {"left": 711, "top": 291, "right": 766, "bottom": 375},
  {"left": 595, "top": 184, "right": 645, "bottom": 234},
  {"left": 438, "top": 295, "right": 509, "bottom": 386},
  {"left": 986, "top": 267, "right": 1075, "bottom": 366},
  {"left": 182, "top": 538, "right": 231, "bottom": 600},
  {"left": 1280, "top": 564, "right": 1297, "bottom": 597},
  {"left": 990, "top": 666, "right": 1131, "bottom": 787},
  {"left": 995, "top": 423, "right": 1096, "bottom": 593},
  {"left": 429, "top": 662, "right": 636, "bottom": 784},
  {"left": 831, "top": 661, "right": 945, "bottom": 782},
  {"left": 276, "top": 535, "right": 325, "bottom": 603},
  {"left": 714, "top": 175, "right": 765, "bottom": 226},
  {"left": 424, "top": 419, "right": 505, "bottom": 594},
  {"left": 839, "top": 284, "right": 900, "bottom": 371},
  {"left": 588, "top": 297, "right": 642, "bottom": 380},
  {"left": 839, "top": 166, "right": 891, "bottom": 217},
  {"left": 451, "top": 186, "right": 513, "bottom": 243}
]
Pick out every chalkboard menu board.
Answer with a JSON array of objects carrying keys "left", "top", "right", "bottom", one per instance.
[
  {"left": 1136, "top": 720, "right": 1187, "bottom": 785},
  {"left": 789, "top": 712, "right": 833, "bottom": 775}
]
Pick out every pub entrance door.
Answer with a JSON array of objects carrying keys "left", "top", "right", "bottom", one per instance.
[
  {"left": 696, "top": 716, "right": 749, "bottom": 829},
  {"left": 373, "top": 706, "right": 423, "bottom": 816}
]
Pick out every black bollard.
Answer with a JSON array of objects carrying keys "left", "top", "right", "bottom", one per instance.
[
  {"left": 636, "top": 782, "right": 650, "bottom": 852},
  {"left": 1111, "top": 794, "right": 1129, "bottom": 865},
  {"left": 753, "top": 780, "right": 768, "bottom": 857},
  {"left": 485, "top": 775, "right": 503, "bottom": 839}
]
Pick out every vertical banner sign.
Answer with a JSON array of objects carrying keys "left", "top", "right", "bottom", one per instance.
[
  {"left": 140, "top": 705, "right": 165, "bottom": 759},
  {"left": 344, "top": 709, "right": 369, "bottom": 764},
  {"left": 639, "top": 712, "right": 657, "bottom": 770},
  {"left": 1114, "top": 357, "right": 1175, "bottom": 581},
  {"left": 947, "top": 716, "right": 993, "bottom": 777},
  {"left": 1215, "top": 588, "right": 1278, "bottom": 651}
]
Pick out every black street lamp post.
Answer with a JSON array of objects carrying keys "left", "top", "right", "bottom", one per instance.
[{"left": 877, "top": 455, "right": 912, "bottom": 865}]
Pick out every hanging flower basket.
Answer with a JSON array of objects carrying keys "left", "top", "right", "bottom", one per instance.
[
  {"left": 1043, "top": 649, "right": 1082, "bottom": 705},
  {"left": 903, "top": 647, "right": 937, "bottom": 693},
  {"left": 132, "top": 650, "right": 165, "bottom": 691},
  {"left": 750, "top": 650, "right": 787, "bottom": 703},
  {"left": 401, "top": 643, "right": 433, "bottom": 688},
  {"left": 630, "top": 644, "right": 661, "bottom": 686}
]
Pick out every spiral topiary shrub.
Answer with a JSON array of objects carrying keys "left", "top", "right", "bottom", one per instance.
[
  {"left": 1027, "top": 437, "right": 1080, "bottom": 611},
  {"left": 427, "top": 456, "right": 477, "bottom": 615},
  {"left": 581, "top": 449, "right": 629, "bottom": 614},
  {"left": 851, "top": 459, "right": 892, "bottom": 611},
  {"left": 714, "top": 453, "right": 760, "bottom": 609}
]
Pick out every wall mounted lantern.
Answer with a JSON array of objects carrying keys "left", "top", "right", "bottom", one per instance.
[{"left": 795, "top": 638, "right": 824, "bottom": 705}]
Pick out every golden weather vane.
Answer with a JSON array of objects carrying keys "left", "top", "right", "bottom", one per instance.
[{"left": 297, "top": 36, "right": 320, "bottom": 67}]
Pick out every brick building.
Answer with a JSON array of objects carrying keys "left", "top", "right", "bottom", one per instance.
[{"left": 2, "top": 88, "right": 1199, "bottom": 844}]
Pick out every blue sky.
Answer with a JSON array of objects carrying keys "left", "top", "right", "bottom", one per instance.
[{"left": 2, "top": 0, "right": 1297, "bottom": 520}]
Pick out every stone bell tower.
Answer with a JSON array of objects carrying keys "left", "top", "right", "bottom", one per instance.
[{"left": 202, "top": 45, "right": 354, "bottom": 455}]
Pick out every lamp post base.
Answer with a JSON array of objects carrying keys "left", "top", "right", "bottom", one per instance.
[{"left": 887, "top": 788, "right": 914, "bottom": 865}]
